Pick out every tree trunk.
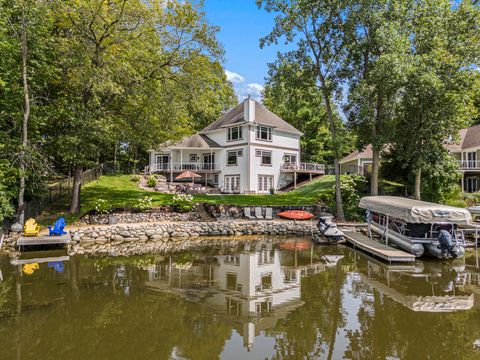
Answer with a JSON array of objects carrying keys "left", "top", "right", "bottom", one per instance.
[
  {"left": 414, "top": 167, "right": 421, "bottom": 200},
  {"left": 69, "top": 165, "right": 83, "bottom": 213},
  {"left": 319, "top": 76, "right": 345, "bottom": 221},
  {"left": 327, "top": 260, "right": 342, "bottom": 360},
  {"left": 17, "top": 13, "right": 30, "bottom": 225},
  {"left": 371, "top": 149, "right": 380, "bottom": 196}
]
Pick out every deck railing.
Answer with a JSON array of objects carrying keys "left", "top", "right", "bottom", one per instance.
[
  {"left": 145, "top": 162, "right": 220, "bottom": 174},
  {"left": 458, "top": 160, "right": 480, "bottom": 170},
  {"left": 281, "top": 162, "right": 325, "bottom": 173}
]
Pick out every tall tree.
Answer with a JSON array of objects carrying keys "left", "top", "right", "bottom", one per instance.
[
  {"left": 393, "top": 0, "right": 479, "bottom": 199},
  {"left": 45, "top": 0, "right": 231, "bottom": 213},
  {"left": 0, "top": 0, "right": 55, "bottom": 223},
  {"left": 258, "top": 0, "right": 352, "bottom": 221},
  {"left": 343, "top": 0, "right": 411, "bottom": 196}
]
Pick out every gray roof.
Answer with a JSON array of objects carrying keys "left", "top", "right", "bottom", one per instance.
[
  {"left": 172, "top": 134, "right": 221, "bottom": 149},
  {"left": 446, "top": 124, "right": 480, "bottom": 151},
  {"left": 200, "top": 100, "right": 302, "bottom": 135}
]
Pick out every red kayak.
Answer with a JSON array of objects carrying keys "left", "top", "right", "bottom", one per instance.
[{"left": 277, "top": 210, "right": 314, "bottom": 220}]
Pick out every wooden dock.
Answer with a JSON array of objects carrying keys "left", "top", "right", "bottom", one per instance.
[
  {"left": 17, "top": 235, "right": 70, "bottom": 249},
  {"left": 344, "top": 231, "right": 416, "bottom": 263}
]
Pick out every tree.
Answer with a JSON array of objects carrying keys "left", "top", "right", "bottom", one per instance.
[
  {"left": 44, "top": 0, "right": 232, "bottom": 213},
  {"left": 393, "top": 0, "right": 480, "bottom": 199},
  {"left": 0, "top": 0, "right": 55, "bottom": 223},
  {"left": 343, "top": 0, "right": 411, "bottom": 196},
  {"left": 258, "top": 0, "right": 353, "bottom": 221}
]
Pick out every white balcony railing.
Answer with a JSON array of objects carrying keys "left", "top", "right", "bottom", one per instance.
[
  {"left": 145, "top": 162, "right": 220, "bottom": 174},
  {"left": 458, "top": 160, "right": 480, "bottom": 170},
  {"left": 281, "top": 162, "right": 326, "bottom": 173}
]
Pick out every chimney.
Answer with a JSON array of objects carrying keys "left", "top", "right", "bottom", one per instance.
[{"left": 244, "top": 95, "right": 255, "bottom": 123}]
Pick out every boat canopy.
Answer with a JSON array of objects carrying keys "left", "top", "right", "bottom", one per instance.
[{"left": 359, "top": 196, "right": 472, "bottom": 225}]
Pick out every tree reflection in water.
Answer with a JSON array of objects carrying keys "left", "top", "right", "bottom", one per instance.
[{"left": 0, "top": 239, "right": 480, "bottom": 360}]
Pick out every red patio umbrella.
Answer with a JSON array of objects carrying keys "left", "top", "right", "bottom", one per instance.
[{"left": 175, "top": 171, "right": 202, "bottom": 185}]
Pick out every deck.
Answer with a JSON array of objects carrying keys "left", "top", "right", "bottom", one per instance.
[
  {"left": 17, "top": 235, "right": 71, "bottom": 249},
  {"left": 344, "top": 231, "right": 416, "bottom": 263}
]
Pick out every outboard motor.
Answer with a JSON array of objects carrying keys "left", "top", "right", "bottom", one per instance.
[{"left": 437, "top": 229, "right": 457, "bottom": 258}]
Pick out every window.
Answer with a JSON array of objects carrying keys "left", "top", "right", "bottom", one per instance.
[
  {"left": 226, "top": 273, "right": 238, "bottom": 291},
  {"left": 260, "top": 150, "right": 272, "bottom": 166},
  {"left": 227, "top": 126, "right": 242, "bottom": 141},
  {"left": 256, "top": 125, "right": 272, "bottom": 141},
  {"left": 227, "top": 151, "right": 238, "bottom": 165},
  {"left": 255, "top": 149, "right": 262, "bottom": 157},
  {"left": 237, "top": 149, "right": 243, "bottom": 157},
  {"left": 189, "top": 154, "right": 197, "bottom": 162},
  {"left": 258, "top": 175, "right": 274, "bottom": 193},
  {"left": 283, "top": 154, "right": 297, "bottom": 164},
  {"left": 213, "top": 174, "right": 219, "bottom": 184}
]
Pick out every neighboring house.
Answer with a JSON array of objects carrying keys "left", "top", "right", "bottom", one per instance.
[
  {"left": 446, "top": 124, "right": 480, "bottom": 193},
  {"left": 146, "top": 98, "right": 325, "bottom": 193},
  {"left": 340, "top": 124, "right": 480, "bottom": 192},
  {"left": 339, "top": 144, "right": 374, "bottom": 176}
]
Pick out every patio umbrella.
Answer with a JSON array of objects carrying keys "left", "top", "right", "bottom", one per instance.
[{"left": 175, "top": 170, "right": 202, "bottom": 185}]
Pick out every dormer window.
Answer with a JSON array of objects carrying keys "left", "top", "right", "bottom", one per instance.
[
  {"left": 256, "top": 125, "right": 272, "bottom": 141},
  {"left": 227, "top": 125, "right": 243, "bottom": 141}
]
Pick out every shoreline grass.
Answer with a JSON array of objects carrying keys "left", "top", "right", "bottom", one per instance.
[{"left": 38, "top": 174, "right": 335, "bottom": 225}]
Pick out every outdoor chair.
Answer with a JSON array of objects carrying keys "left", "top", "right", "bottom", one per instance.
[
  {"left": 265, "top": 208, "right": 273, "bottom": 220},
  {"left": 24, "top": 218, "right": 40, "bottom": 237},
  {"left": 244, "top": 207, "right": 255, "bottom": 219},
  {"left": 48, "top": 217, "right": 67, "bottom": 236},
  {"left": 255, "top": 207, "right": 264, "bottom": 219}
]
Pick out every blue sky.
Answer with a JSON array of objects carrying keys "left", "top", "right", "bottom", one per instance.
[{"left": 203, "top": 0, "right": 289, "bottom": 101}]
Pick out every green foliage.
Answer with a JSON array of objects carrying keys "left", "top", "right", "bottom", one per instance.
[
  {"left": 146, "top": 176, "right": 157, "bottom": 188},
  {"left": 130, "top": 174, "right": 141, "bottom": 183},
  {"left": 134, "top": 196, "right": 153, "bottom": 212},
  {"left": 172, "top": 194, "right": 195, "bottom": 213},
  {"left": 320, "top": 175, "right": 367, "bottom": 220},
  {"left": 94, "top": 199, "right": 112, "bottom": 215},
  {"left": 0, "top": 185, "right": 14, "bottom": 223}
]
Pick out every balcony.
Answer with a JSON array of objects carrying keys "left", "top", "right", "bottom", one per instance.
[
  {"left": 281, "top": 162, "right": 325, "bottom": 174},
  {"left": 145, "top": 162, "right": 220, "bottom": 174},
  {"left": 458, "top": 160, "right": 480, "bottom": 170}
]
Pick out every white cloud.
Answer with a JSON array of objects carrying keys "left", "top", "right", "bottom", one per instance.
[
  {"left": 225, "top": 70, "right": 245, "bottom": 84},
  {"left": 225, "top": 69, "right": 264, "bottom": 102},
  {"left": 236, "top": 83, "right": 264, "bottom": 102}
]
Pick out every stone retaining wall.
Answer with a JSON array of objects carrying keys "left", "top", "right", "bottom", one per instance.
[
  {"left": 69, "top": 220, "right": 319, "bottom": 256},
  {"left": 79, "top": 210, "right": 204, "bottom": 225}
]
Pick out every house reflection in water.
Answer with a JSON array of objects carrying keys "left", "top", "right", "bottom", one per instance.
[{"left": 146, "top": 239, "right": 341, "bottom": 351}]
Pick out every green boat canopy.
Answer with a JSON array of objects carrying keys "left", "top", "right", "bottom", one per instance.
[{"left": 359, "top": 196, "right": 472, "bottom": 225}]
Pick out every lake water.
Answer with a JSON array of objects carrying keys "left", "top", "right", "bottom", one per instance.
[{"left": 1, "top": 237, "right": 480, "bottom": 360}]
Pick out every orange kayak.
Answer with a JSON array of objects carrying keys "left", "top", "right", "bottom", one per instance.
[{"left": 277, "top": 210, "right": 314, "bottom": 220}]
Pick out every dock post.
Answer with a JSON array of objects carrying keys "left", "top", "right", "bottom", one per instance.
[{"left": 385, "top": 215, "right": 389, "bottom": 246}]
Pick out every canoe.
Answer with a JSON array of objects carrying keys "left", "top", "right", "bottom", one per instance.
[{"left": 277, "top": 210, "right": 314, "bottom": 220}]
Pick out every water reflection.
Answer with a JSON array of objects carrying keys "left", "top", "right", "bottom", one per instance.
[
  {"left": 145, "top": 239, "right": 342, "bottom": 351},
  {"left": 1, "top": 239, "right": 480, "bottom": 359}
]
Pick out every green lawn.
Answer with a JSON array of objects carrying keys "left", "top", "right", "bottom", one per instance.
[{"left": 39, "top": 174, "right": 335, "bottom": 225}]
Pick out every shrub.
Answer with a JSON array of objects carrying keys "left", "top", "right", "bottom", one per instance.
[
  {"left": 134, "top": 196, "right": 153, "bottom": 212},
  {"left": 146, "top": 176, "right": 157, "bottom": 188},
  {"left": 94, "top": 199, "right": 112, "bottom": 215},
  {"left": 0, "top": 186, "right": 14, "bottom": 222},
  {"left": 172, "top": 194, "right": 195, "bottom": 212},
  {"left": 130, "top": 174, "right": 141, "bottom": 183},
  {"left": 319, "top": 175, "right": 367, "bottom": 221}
]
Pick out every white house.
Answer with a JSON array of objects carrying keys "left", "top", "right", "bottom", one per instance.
[
  {"left": 339, "top": 124, "right": 480, "bottom": 192},
  {"left": 146, "top": 98, "right": 325, "bottom": 193}
]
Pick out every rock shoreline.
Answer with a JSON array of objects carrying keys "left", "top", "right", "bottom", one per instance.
[{"left": 69, "top": 220, "right": 318, "bottom": 256}]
